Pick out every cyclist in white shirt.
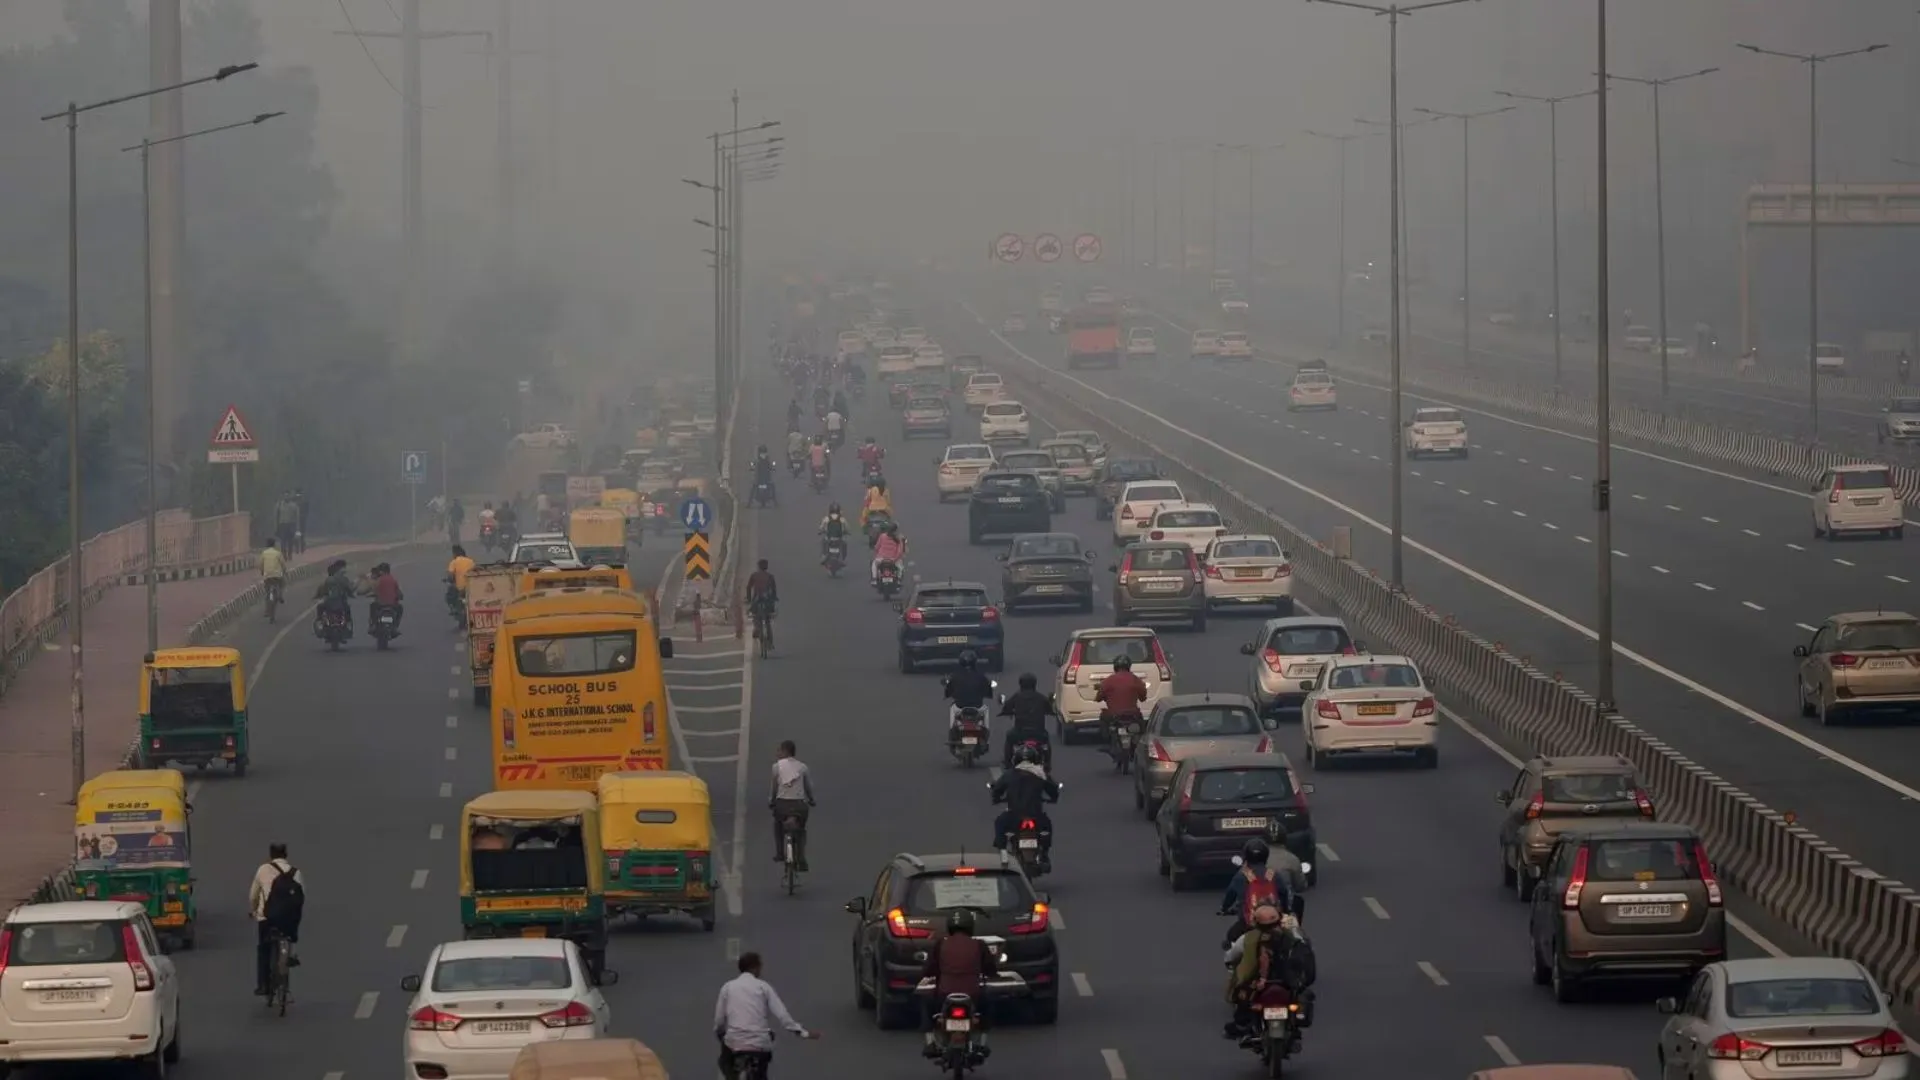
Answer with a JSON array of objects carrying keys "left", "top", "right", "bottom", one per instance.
[
  {"left": 768, "top": 741, "right": 815, "bottom": 871},
  {"left": 714, "top": 951, "right": 817, "bottom": 1079}
]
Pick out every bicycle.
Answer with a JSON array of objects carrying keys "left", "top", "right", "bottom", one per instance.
[
  {"left": 265, "top": 930, "right": 294, "bottom": 1016},
  {"left": 749, "top": 600, "right": 775, "bottom": 659},
  {"left": 780, "top": 813, "right": 805, "bottom": 895},
  {"left": 263, "top": 577, "right": 284, "bottom": 623}
]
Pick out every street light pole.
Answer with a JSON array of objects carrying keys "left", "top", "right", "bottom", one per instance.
[
  {"left": 1306, "top": 130, "right": 1372, "bottom": 347},
  {"left": 1606, "top": 67, "right": 1718, "bottom": 402},
  {"left": 1495, "top": 88, "right": 1597, "bottom": 388},
  {"left": 1415, "top": 105, "right": 1515, "bottom": 372},
  {"left": 1737, "top": 41, "right": 1888, "bottom": 440},
  {"left": 1594, "top": 0, "right": 1614, "bottom": 710},
  {"left": 124, "top": 112, "right": 284, "bottom": 656},
  {"left": 39, "top": 61, "right": 259, "bottom": 804},
  {"left": 1209, "top": 145, "right": 1221, "bottom": 273}
]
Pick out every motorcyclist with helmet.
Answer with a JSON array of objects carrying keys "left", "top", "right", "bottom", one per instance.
[
  {"left": 989, "top": 743, "right": 1060, "bottom": 871},
  {"left": 314, "top": 559, "right": 357, "bottom": 637},
  {"left": 996, "top": 673, "right": 1055, "bottom": 770},
  {"left": 856, "top": 436, "right": 884, "bottom": 478},
  {"left": 1219, "top": 839, "right": 1302, "bottom": 946},
  {"left": 1222, "top": 898, "right": 1315, "bottom": 1046},
  {"left": 808, "top": 435, "right": 830, "bottom": 483},
  {"left": 817, "top": 503, "right": 850, "bottom": 566},
  {"left": 752, "top": 445, "right": 777, "bottom": 506},
  {"left": 1094, "top": 654, "right": 1150, "bottom": 750},
  {"left": 919, "top": 909, "right": 1001, "bottom": 1058},
  {"left": 943, "top": 651, "right": 995, "bottom": 734}
]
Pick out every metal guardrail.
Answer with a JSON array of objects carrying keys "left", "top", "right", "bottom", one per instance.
[{"left": 989, "top": 354, "right": 1920, "bottom": 1007}]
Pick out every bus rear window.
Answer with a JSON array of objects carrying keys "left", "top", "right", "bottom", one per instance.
[{"left": 512, "top": 632, "right": 638, "bottom": 676}]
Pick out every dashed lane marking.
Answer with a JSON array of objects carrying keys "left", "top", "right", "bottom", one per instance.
[
  {"left": 450, "top": 665, "right": 462, "bottom": 676},
  {"left": 386, "top": 925, "right": 407, "bottom": 949},
  {"left": 1743, "top": 601, "right": 1766, "bottom": 612},
  {"left": 1101, "top": 1048, "right": 1128, "bottom": 1080},
  {"left": 353, "top": 991, "right": 379, "bottom": 1020},
  {"left": 428, "top": 824, "right": 444, "bottom": 841},
  {"left": 446, "top": 687, "right": 458, "bottom": 699},
  {"left": 1693, "top": 582, "right": 1716, "bottom": 592},
  {"left": 1417, "top": 961, "right": 1450, "bottom": 987},
  {"left": 444, "top": 746, "right": 457, "bottom": 760},
  {"left": 1892, "top": 575, "right": 1912, "bottom": 584},
  {"left": 1314, "top": 842, "right": 1340, "bottom": 862},
  {"left": 1362, "top": 896, "right": 1390, "bottom": 920},
  {"left": 726, "top": 937, "right": 743, "bottom": 961},
  {"left": 445, "top": 715, "right": 457, "bottom": 728},
  {"left": 1072, "top": 972, "right": 1094, "bottom": 997},
  {"left": 438, "top": 782, "right": 453, "bottom": 798},
  {"left": 1484, "top": 1035, "right": 1522, "bottom": 1067},
  {"left": 1797, "top": 622, "right": 1819, "bottom": 633},
  {"left": 1834, "top": 558, "right": 1855, "bottom": 567},
  {"left": 410, "top": 869, "right": 429, "bottom": 889}
]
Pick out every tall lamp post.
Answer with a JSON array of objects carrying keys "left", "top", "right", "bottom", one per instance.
[
  {"left": 1357, "top": 112, "right": 1444, "bottom": 376},
  {"left": 1414, "top": 104, "right": 1515, "bottom": 371},
  {"left": 123, "top": 110, "right": 284, "bottom": 656},
  {"left": 1495, "top": 87, "right": 1597, "bottom": 386},
  {"left": 686, "top": 119, "right": 779, "bottom": 459},
  {"left": 1593, "top": 0, "right": 1614, "bottom": 710},
  {"left": 38, "top": 60, "right": 260, "bottom": 804},
  {"left": 1305, "top": 129, "right": 1377, "bottom": 347},
  {"left": 1605, "top": 67, "right": 1718, "bottom": 401},
  {"left": 1736, "top": 40, "right": 1888, "bottom": 440}
]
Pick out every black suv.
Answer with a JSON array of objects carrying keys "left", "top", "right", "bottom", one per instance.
[
  {"left": 968, "top": 471, "right": 1052, "bottom": 544},
  {"left": 845, "top": 852, "right": 1061, "bottom": 1027}
]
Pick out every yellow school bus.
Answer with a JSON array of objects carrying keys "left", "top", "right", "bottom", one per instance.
[{"left": 491, "top": 588, "right": 675, "bottom": 791}]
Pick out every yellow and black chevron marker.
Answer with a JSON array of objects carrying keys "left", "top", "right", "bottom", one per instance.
[{"left": 683, "top": 531, "right": 712, "bottom": 581}]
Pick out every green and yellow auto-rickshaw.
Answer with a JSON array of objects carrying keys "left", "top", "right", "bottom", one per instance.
[
  {"left": 137, "top": 647, "right": 249, "bottom": 776},
  {"left": 597, "top": 771, "right": 717, "bottom": 932},
  {"left": 74, "top": 769, "right": 195, "bottom": 949},
  {"left": 460, "top": 790, "right": 610, "bottom": 976}
]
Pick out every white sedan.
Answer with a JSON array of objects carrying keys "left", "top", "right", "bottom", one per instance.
[
  {"left": 1404, "top": 406, "right": 1469, "bottom": 458},
  {"left": 963, "top": 372, "right": 1006, "bottom": 411},
  {"left": 1127, "top": 328, "right": 1158, "bottom": 357},
  {"left": 1112, "top": 480, "right": 1187, "bottom": 546},
  {"left": 401, "top": 939, "right": 613, "bottom": 1080},
  {"left": 936, "top": 443, "right": 997, "bottom": 500},
  {"left": 1217, "top": 332, "right": 1253, "bottom": 360},
  {"left": 1288, "top": 373, "right": 1337, "bottom": 411},
  {"left": 979, "top": 401, "right": 1031, "bottom": 444},
  {"left": 1190, "top": 331, "right": 1220, "bottom": 359},
  {"left": 1144, "top": 503, "right": 1227, "bottom": 549},
  {"left": 1201, "top": 534, "right": 1293, "bottom": 613},
  {"left": 1300, "top": 654, "right": 1438, "bottom": 769}
]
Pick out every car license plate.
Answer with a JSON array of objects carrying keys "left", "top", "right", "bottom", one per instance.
[
  {"left": 1774, "top": 1049, "right": 1843, "bottom": 1066},
  {"left": 1287, "top": 665, "right": 1319, "bottom": 678},
  {"left": 937, "top": 635, "right": 969, "bottom": 645},
  {"left": 39, "top": 989, "right": 98, "bottom": 1003},
  {"left": 471, "top": 1020, "right": 534, "bottom": 1035},
  {"left": 1032, "top": 584, "right": 1065, "bottom": 594},
  {"left": 1615, "top": 904, "right": 1673, "bottom": 919},
  {"left": 1867, "top": 658, "right": 1909, "bottom": 669},
  {"left": 1232, "top": 569, "right": 1263, "bottom": 579},
  {"left": 999, "top": 497, "right": 1023, "bottom": 504},
  {"left": 1143, "top": 580, "right": 1182, "bottom": 592},
  {"left": 946, "top": 1019, "right": 972, "bottom": 1033},
  {"left": 960, "top": 737, "right": 978, "bottom": 746},
  {"left": 1220, "top": 817, "right": 1266, "bottom": 830},
  {"left": 1017, "top": 838, "right": 1040, "bottom": 849},
  {"left": 1262, "top": 1007, "right": 1288, "bottom": 1020},
  {"left": 1357, "top": 704, "right": 1397, "bottom": 716}
]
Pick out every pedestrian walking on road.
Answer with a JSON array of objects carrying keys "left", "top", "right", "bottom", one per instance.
[
  {"left": 292, "top": 489, "right": 309, "bottom": 554},
  {"left": 273, "top": 493, "right": 300, "bottom": 555}
]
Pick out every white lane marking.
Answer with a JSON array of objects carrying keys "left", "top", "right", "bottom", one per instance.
[
  {"left": 1417, "top": 961, "right": 1450, "bottom": 987},
  {"left": 726, "top": 937, "right": 743, "bottom": 961},
  {"left": 1743, "top": 528, "right": 1761, "bottom": 537},
  {"left": 1834, "top": 558, "right": 1855, "bottom": 567},
  {"left": 1362, "top": 896, "right": 1390, "bottom": 920},
  {"left": 1457, "top": 488, "right": 1472, "bottom": 496},
  {"left": 1484, "top": 1035, "right": 1522, "bottom": 1067},
  {"left": 410, "top": 869, "right": 429, "bottom": 889},
  {"left": 1652, "top": 566, "right": 1671, "bottom": 574},
  {"left": 1892, "top": 575, "right": 1912, "bottom": 584},
  {"left": 982, "top": 303, "right": 1920, "bottom": 811},
  {"left": 1575, "top": 535, "right": 1592, "bottom": 544},
  {"left": 186, "top": 780, "right": 203, "bottom": 802},
  {"left": 1743, "top": 601, "right": 1766, "bottom": 611},
  {"left": 1797, "top": 622, "right": 1819, "bottom": 633},
  {"left": 676, "top": 705, "right": 743, "bottom": 714},
  {"left": 1611, "top": 549, "right": 1629, "bottom": 558},
  {"left": 1314, "top": 842, "right": 1340, "bottom": 862},
  {"left": 1788, "top": 542, "right": 1806, "bottom": 551},
  {"left": 1542, "top": 522, "right": 1560, "bottom": 530},
  {"left": 444, "top": 746, "right": 457, "bottom": 761},
  {"left": 452, "top": 641, "right": 463, "bottom": 653},
  {"left": 428, "top": 823, "right": 444, "bottom": 841},
  {"left": 447, "top": 687, "right": 458, "bottom": 699},
  {"left": 1072, "top": 972, "right": 1094, "bottom": 997},
  {"left": 386, "top": 925, "right": 407, "bottom": 949},
  {"left": 1511, "top": 510, "right": 1527, "bottom": 518},
  {"left": 1049, "top": 907, "right": 1064, "bottom": 930},
  {"left": 1632, "top": 493, "right": 1648, "bottom": 501},
  {"left": 450, "top": 665, "right": 462, "bottom": 676},
  {"left": 324, "top": 1072, "right": 346, "bottom": 1080},
  {"left": 1665, "top": 504, "right": 1683, "bottom": 512},
  {"left": 1702, "top": 516, "right": 1720, "bottom": 524},
  {"left": 1693, "top": 582, "right": 1716, "bottom": 592},
  {"left": 722, "top": 541, "right": 763, "bottom": 923},
  {"left": 1101, "top": 1048, "right": 1128, "bottom": 1080},
  {"left": 445, "top": 715, "right": 457, "bottom": 728},
  {"left": 438, "top": 781, "right": 453, "bottom": 798},
  {"left": 354, "top": 991, "right": 379, "bottom": 1019}
]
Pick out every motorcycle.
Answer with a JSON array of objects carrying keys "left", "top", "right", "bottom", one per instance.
[
  {"left": 810, "top": 465, "right": 829, "bottom": 494},
  {"left": 479, "top": 520, "right": 498, "bottom": 552},
  {"left": 787, "top": 450, "right": 806, "bottom": 478},
  {"left": 862, "top": 460, "right": 885, "bottom": 485},
  {"left": 1240, "top": 984, "right": 1305, "bottom": 1077},
  {"left": 369, "top": 603, "right": 400, "bottom": 650},
  {"left": 750, "top": 479, "right": 776, "bottom": 509},
  {"left": 315, "top": 607, "right": 352, "bottom": 651},
  {"left": 1005, "top": 814, "right": 1054, "bottom": 880},
  {"left": 914, "top": 963, "right": 1024, "bottom": 1078},
  {"left": 874, "top": 559, "right": 901, "bottom": 599},
  {"left": 445, "top": 578, "right": 465, "bottom": 626},
  {"left": 947, "top": 706, "right": 990, "bottom": 767},
  {"left": 827, "top": 427, "right": 846, "bottom": 451},
  {"left": 823, "top": 537, "right": 848, "bottom": 577},
  {"left": 1103, "top": 711, "right": 1143, "bottom": 772}
]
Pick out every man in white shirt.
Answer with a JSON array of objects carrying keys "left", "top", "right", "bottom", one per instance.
[
  {"left": 769, "top": 741, "right": 815, "bottom": 871},
  {"left": 713, "top": 952, "right": 817, "bottom": 1079},
  {"left": 248, "top": 842, "right": 304, "bottom": 995}
]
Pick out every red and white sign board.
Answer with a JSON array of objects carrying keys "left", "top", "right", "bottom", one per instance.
[
  {"left": 207, "top": 405, "right": 260, "bottom": 464},
  {"left": 1033, "top": 234, "right": 1063, "bottom": 263},
  {"left": 993, "top": 233, "right": 1025, "bottom": 263},
  {"left": 1073, "top": 233, "right": 1103, "bottom": 262}
]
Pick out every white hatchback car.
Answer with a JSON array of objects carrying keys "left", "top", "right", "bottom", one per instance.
[
  {"left": 1112, "top": 480, "right": 1188, "bottom": 546},
  {"left": 936, "top": 444, "right": 998, "bottom": 500},
  {"left": 510, "top": 533, "right": 584, "bottom": 568},
  {"left": 1190, "top": 331, "right": 1221, "bottom": 359},
  {"left": 1144, "top": 503, "right": 1227, "bottom": 549},
  {"left": 1127, "top": 328, "right": 1158, "bottom": 357},
  {"left": 979, "top": 401, "right": 1031, "bottom": 444},
  {"left": 1301, "top": 654, "right": 1438, "bottom": 769},
  {"left": 401, "top": 939, "right": 613, "bottom": 1080},
  {"left": 1048, "top": 626, "right": 1175, "bottom": 742},
  {"left": 1811, "top": 464, "right": 1906, "bottom": 541},
  {"left": 1404, "top": 406, "right": 1469, "bottom": 458},
  {"left": 1288, "top": 373, "right": 1338, "bottom": 411},
  {"left": 0, "top": 901, "right": 181, "bottom": 1075},
  {"left": 1201, "top": 534, "right": 1293, "bottom": 613}
]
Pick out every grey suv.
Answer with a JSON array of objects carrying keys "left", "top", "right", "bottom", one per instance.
[
  {"left": 1111, "top": 542, "right": 1206, "bottom": 630},
  {"left": 1496, "top": 755, "right": 1653, "bottom": 901}
]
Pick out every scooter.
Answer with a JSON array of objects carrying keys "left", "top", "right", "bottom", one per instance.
[
  {"left": 369, "top": 604, "right": 400, "bottom": 650},
  {"left": 947, "top": 706, "right": 990, "bottom": 767},
  {"left": 874, "top": 559, "right": 901, "bottom": 599},
  {"left": 750, "top": 479, "right": 776, "bottom": 508},
  {"left": 823, "top": 537, "right": 848, "bottom": 577}
]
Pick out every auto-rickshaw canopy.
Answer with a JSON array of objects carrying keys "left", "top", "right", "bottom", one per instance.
[
  {"left": 77, "top": 768, "right": 188, "bottom": 804},
  {"left": 518, "top": 566, "right": 638, "bottom": 597},
  {"left": 509, "top": 1038, "right": 668, "bottom": 1080},
  {"left": 597, "top": 771, "right": 711, "bottom": 851},
  {"left": 76, "top": 771, "right": 191, "bottom": 869},
  {"left": 139, "top": 647, "right": 246, "bottom": 712}
]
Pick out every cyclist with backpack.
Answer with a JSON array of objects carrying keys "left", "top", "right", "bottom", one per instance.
[
  {"left": 249, "top": 842, "right": 305, "bottom": 996},
  {"left": 1217, "top": 839, "right": 1299, "bottom": 947}
]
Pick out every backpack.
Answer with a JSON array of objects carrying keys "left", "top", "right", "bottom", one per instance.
[
  {"left": 264, "top": 863, "right": 305, "bottom": 926},
  {"left": 1239, "top": 866, "right": 1281, "bottom": 923}
]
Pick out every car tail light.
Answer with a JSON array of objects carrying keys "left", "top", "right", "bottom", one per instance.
[
  {"left": 539, "top": 1001, "right": 597, "bottom": 1028},
  {"left": 1203, "top": 564, "right": 1223, "bottom": 579},
  {"left": 1010, "top": 902, "right": 1050, "bottom": 935},
  {"left": 1254, "top": 736, "right": 1272, "bottom": 753},
  {"left": 1186, "top": 553, "right": 1203, "bottom": 585},
  {"left": 1562, "top": 846, "right": 1589, "bottom": 909},
  {"left": 951, "top": 866, "right": 976, "bottom": 875},
  {"left": 1151, "top": 639, "right": 1173, "bottom": 681},
  {"left": 1121, "top": 504, "right": 1135, "bottom": 520},
  {"left": 940, "top": 464, "right": 955, "bottom": 474},
  {"left": 121, "top": 924, "right": 154, "bottom": 991},
  {"left": 1695, "top": 841, "right": 1723, "bottom": 906},
  {"left": 1632, "top": 789, "right": 1654, "bottom": 818},
  {"left": 1314, "top": 699, "right": 1341, "bottom": 721},
  {"left": 887, "top": 908, "right": 932, "bottom": 939},
  {"left": 1117, "top": 554, "right": 1133, "bottom": 587},
  {"left": 1854, "top": 1030, "right": 1909, "bottom": 1058},
  {"left": 151, "top": 738, "right": 162, "bottom": 750},
  {"left": 1176, "top": 775, "right": 1194, "bottom": 814},
  {"left": 1147, "top": 739, "right": 1172, "bottom": 762},
  {"left": 1260, "top": 648, "right": 1287, "bottom": 673},
  {"left": 1277, "top": 563, "right": 1292, "bottom": 577},
  {"left": 410, "top": 1005, "right": 463, "bottom": 1031},
  {"left": 1829, "top": 489, "right": 1841, "bottom": 504},
  {"left": 1707, "top": 1033, "right": 1769, "bottom": 1061},
  {"left": 1524, "top": 792, "right": 1545, "bottom": 820},
  {"left": 1831, "top": 653, "right": 1861, "bottom": 668},
  {"left": 1149, "top": 530, "right": 1165, "bottom": 540},
  {"left": 1411, "top": 697, "right": 1435, "bottom": 717},
  {"left": 1063, "top": 642, "right": 1084, "bottom": 684},
  {"left": 982, "top": 607, "right": 999, "bottom": 623},
  {"left": 905, "top": 609, "right": 925, "bottom": 626},
  {"left": 0, "top": 927, "right": 12, "bottom": 978}
]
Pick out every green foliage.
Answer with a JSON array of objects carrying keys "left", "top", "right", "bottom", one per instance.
[{"left": 0, "top": 365, "right": 71, "bottom": 592}]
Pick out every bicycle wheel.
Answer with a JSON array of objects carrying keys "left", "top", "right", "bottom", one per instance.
[
  {"left": 783, "top": 834, "right": 797, "bottom": 895},
  {"left": 273, "top": 940, "right": 291, "bottom": 1016}
]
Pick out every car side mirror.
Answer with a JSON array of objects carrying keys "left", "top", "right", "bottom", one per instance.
[
  {"left": 844, "top": 897, "right": 867, "bottom": 915},
  {"left": 596, "top": 968, "right": 620, "bottom": 987},
  {"left": 658, "top": 637, "right": 675, "bottom": 660},
  {"left": 891, "top": 600, "right": 905, "bottom": 613},
  {"left": 994, "top": 553, "right": 1008, "bottom": 562},
  {"left": 1655, "top": 996, "right": 1678, "bottom": 1015},
  {"left": 1107, "top": 565, "right": 1118, "bottom": 573},
  {"left": 1792, "top": 645, "right": 1809, "bottom": 657},
  {"left": 1048, "top": 654, "right": 1063, "bottom": 666},
  {"left": 400, "top": 975, "right": 422, "bottom": 993},
  {"left": 1495, "top": 791, "right": 1512, "bottom": 805},
  {"left": 1086, "top": 550, "right": 1098, "bottom": 562},
  {"left": 1239, "top": 643, "right": 1256, "bottom": 655},
  {"left": 1261, "top": 715, "right": 1279, "bottom": 731}
]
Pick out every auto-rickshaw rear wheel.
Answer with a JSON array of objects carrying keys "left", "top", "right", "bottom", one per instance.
[
  {"left": 473, "top": 686, "right": 489, "bottom": 707},
  {"left": 232, "top": 758, "right": 247, "bottom": 778},
  {"left": 699, "top": 905, "right": 717, "bottom": 932}
]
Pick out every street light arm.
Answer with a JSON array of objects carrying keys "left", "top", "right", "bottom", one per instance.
[
  {"left": 41, "top": 60, "right": 260, "bottom": 122},
  {"left": 118, "top": 111, "right": 285, "bottom": 153},
  {"left": 1304, "top": 0, "right": 1393, "bottom": 14}
]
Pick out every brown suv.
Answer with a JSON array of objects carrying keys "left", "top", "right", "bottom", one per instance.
[
  {"left": 1527, "top": 822, "right": 1726, "bottom": 1002},
  {"left": 1111, "top": 542, "right": 1206, "bottom": 631},
  {"left": 1497, "top": 755, "right": 1653, "bottom": 901}
]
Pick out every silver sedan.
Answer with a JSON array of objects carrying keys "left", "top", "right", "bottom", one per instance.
[{"left": 1656, "top": 957, "right": 1910, "bottom": 1080}]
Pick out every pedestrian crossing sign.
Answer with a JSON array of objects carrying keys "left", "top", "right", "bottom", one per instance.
[{"left": 210, "top": 405, "right": 255, "bottom": 448}]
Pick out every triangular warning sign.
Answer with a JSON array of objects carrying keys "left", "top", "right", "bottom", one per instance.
[{"left": 210, "top": 405, "right": 255, "bottom": 448}]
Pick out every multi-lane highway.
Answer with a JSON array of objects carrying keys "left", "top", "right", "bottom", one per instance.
[{"left": 935, "top": 277, "right": 1920, "bottom": 899}]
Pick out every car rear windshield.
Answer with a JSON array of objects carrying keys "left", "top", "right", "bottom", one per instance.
[
  {"left": 1001, "top": 454, "right": 1053, "bottom": 470},
  {"left": 1127, "top": 484, "right": 1182, "bottom": 502},
  {"left": 1162, "top": 706, "right": 1260, "bottom": 737},
  {"left": 1192, "top": 768, "right": 1294, "bottom": 804},
  {"left": 1295, "top": 374, "right": 1332, "bottom": 386},
  {"left": 969, "top": 374, "right": 1002, "bottom": 385},
  {"left": 1836, "top": 469, "right": 1893, "bottom": 490},
  {"left": 8, "top": 920, "right": 128, "bottom": 965},
  {"left": 915, "top": 589, "right": 989, "bottom": 610},
  {"left": 515, "top": 542, "right": 575, "bottom": 563},
  {"left": 1544, "top": 772, "right": 1638, "bottom": 803},
  {"left": 1045, "top": 444, "right": 1090, "bottom": 462},
  {"left": 984, "top": 404, "right": 1024, "bottom": 416},
  {"left": 948, "top": 447, "right": 993, "bottom": 461},
  {"left": 432, "top": 955, "right": 573, "bottom": 992},
  {"left": 881, "top": 349, "right": 913, "bottom": 360},
  {"left": 1131, "top": 329, "right": 1154, "bottom": 339},
  {"left": 1725, "top": 977, "right": 1880, "bottom": 1019},
  {"left": 978, "top": 475, "right": 1040, "bottom": 495},
  {"left": 1221, "top": 334, "right": 1248, "bottom": 344},
  {"left": 1325, "top": 663, "right": 1423, "bottom": 689},
  {"left": 1834, "top": 620, "right": 1920, "bottom": 650},
  {"left": 902, "top": 871, "right": 1032, "bottom": 915},
  {"left": 1212, "top": 539, "right": 1281, "bottom": 559},
  {"left": 1106, "top": 461, "right": 1159, "bottom": 481},
  {"left": 1013, "top": 537, "right": 1081, "bottom": 559},
  {"left": 1267, "top": 625, "right": 1352, "bottom": 655},
  {"left": 1157, "top": 509, "right": 1222, "bottom": 528},
  {"left": 1127, "top": 547, "right": 1191, "bottom": 571},
  {"left": 907, "top": 399, "right": 946, "bottom": 411},
  {"left": 1585, "top": 838, "right": 1701, "bottom": 880},
  {"left": 1079, "top": 636, "right": 1154, "bottom": 666},
  {"left": 1416, "top": 410, "right": 1463, "bottom": 424}
]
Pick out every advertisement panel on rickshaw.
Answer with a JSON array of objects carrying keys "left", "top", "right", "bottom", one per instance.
[
  {"left": 465, "top": 566, "right": 521, "bottom": 708},
  {"left": 74, "top": 769, "right": 195, "bottom": 946}
]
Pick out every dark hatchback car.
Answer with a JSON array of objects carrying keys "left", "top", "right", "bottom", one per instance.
[
  {"left": 846, "top": 852, "right": 1061, "bottom": 1027},
  {"left": 900, "top": 395, "right": 952, "bottom": 439},
  {"left": 969, "top": 471, "right": 1053, "bottom": 544},
  {"left": 896, "top": 580, "right": 1004, "bottom": 673},
  {"left": 1094, "top": 457, "right": 1165, "bottom": 521},
  {"left": 1156, "top": 751, "right": 1316, "bottom": 891},
  {"left": 1528, "top": 822, "right": 1727, "bottom": 1001},
  {"left": 998, "top": 533, "right": 1097, "bottom": 613}
]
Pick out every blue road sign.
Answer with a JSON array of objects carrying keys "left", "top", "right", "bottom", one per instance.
[
  {"left": 402, "top": 450, "right": 427, "bottom": 485},
  {"left": 678, "top": 496, "right": 712, "bottom": 532}
]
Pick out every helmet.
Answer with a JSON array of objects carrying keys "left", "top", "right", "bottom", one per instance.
[
  {"left": 1112, "top": 655, "right": 1133, "bottom": 671},
  {"left": 946, "top": 909, "right": 977, "bottom": 935},
  {"left": 885, "top": 522, "right": 899, "bottom": 535},
  {"left": 865, "top": 436, "right": 877, "bottom": 444},
  {"left": 1014, "top": 743, "right": 1041, "bottom": 766},
  {"left": 957, "top": 650, "right": 978, "bottom": 669},
  {"left": 828, "top": 503, "right": 842, "bottom": 515},
  {"left": 757, "top": 444, "right": 768, "bottom": 455},
  {"left": 1241, "top": 838, "right": 1270, "bottom": 866},
  {"left": 1018, "top": 672, "right": 1038, "bottom": 690}
]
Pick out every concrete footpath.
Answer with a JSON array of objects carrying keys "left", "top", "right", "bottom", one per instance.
[{"left": 0, "top": 542, "right": 392, "bottom": 904}]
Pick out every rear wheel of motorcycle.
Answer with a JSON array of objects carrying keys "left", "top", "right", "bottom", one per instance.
[{"left": 1265, "top": 1043, "right": 1286, "bottom": 1078}]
